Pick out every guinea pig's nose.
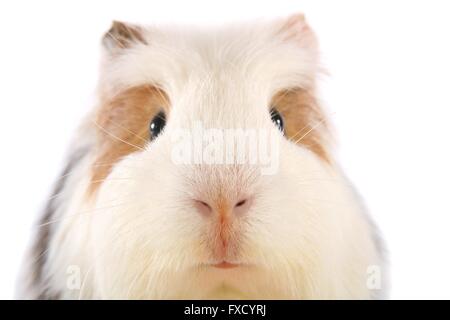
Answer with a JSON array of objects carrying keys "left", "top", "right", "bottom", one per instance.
[{"left": 193, "top": 197, "right": 253, "bottom": 217}]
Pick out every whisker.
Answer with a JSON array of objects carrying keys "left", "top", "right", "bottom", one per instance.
[
  {"left": 106, "top": 118, "right": 148, "bottom": 143},
  {"left": 293, "top": 117, "right": 329, "bottom": 145},
  {"left": 90, "top": 177, "right": 137, "bottom": 184},
  {"left": 91, "top": 119, "right": 145, "bottom": 151},
  {"left": 288, "top": 124, "right": 313, "bottom": 143},
  {"left": 46, "top": 176, "right": 140, "bottom": 201},
  {"left": 37, "top": 201, "right": 137, "bottom": 228},
  {"left": 149, "top": 85, "right": 171, "bottom": 111}
]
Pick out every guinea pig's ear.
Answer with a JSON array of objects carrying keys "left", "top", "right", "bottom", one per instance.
[
  {"left": 277, "top": 13, "right": 318, "bottom": 50},
  {"left": 102, "top": 21, "right": 147, "bottom": 54}
]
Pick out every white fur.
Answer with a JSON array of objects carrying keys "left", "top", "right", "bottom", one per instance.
[{"left": 19, "top": 16, "right": 385, "bottom": 299}]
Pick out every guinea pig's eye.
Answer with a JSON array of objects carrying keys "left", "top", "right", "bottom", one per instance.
[
  {"left": 270, "top": 108, "right": 284, "bottom": 133},
  {"left": 149, "top": 111, "right": 166, "bottom": 140}
]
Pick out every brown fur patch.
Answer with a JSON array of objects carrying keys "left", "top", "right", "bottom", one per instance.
[
  {"left": 89, "top": 85, "right": 169, "bottom": 194},
  {"left": 102, "top": 21, "right": 147, "bottom": 53},
  {"left": 271, "top": 88, "right": 329, "bottom": 162}
]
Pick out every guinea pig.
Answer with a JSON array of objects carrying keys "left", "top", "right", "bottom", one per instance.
[{"left": 17, "top": 13, "right": 387, "bottom": 299}]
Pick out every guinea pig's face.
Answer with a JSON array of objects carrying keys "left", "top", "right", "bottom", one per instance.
[{"left": 87, "top": 15, "right": 340, "bottom": 299}]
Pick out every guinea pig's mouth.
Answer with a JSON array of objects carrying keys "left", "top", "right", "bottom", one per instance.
[
  {"left": 199, "top": 261, "right": 243, "bottom": 269},
  {"left": 211, "top": 261, "right": 240, "bottom": 269}
]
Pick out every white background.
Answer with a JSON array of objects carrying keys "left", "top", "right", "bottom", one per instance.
[{"left": 1, "top": 0, "right": 449, "bottom": 299}]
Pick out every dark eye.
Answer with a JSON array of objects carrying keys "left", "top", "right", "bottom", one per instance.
[
  {"left": 270, "top": 108, "right": 284, "bottom": 133},
  {"left": 149, "top": 111, "right": 166, "bottom": 140}
]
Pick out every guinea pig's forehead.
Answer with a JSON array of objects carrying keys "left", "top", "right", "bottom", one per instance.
[
  {"left": 180, "top": 27, "right": 313, "bottom": 84},
  {"left": 111, "top": 26, "right": 315, "bottom": 96}
]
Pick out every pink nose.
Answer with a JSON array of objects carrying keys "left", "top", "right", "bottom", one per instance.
[{"left": 193, "top": 197, "right": 253, "bottom": 217}]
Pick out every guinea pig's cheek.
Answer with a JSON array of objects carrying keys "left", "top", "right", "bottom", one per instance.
[
  {"left": 89, "top": 147, "right": 199, "bottom": 289},
  {"left": 249, "top": 142, "right": 335, "bottom": 248},
  {"left": 90, "top": 155, "right": 147, "bottom": 246},
  {"left": 86, "top": 160, "right": 153, "bottom": 297}
]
